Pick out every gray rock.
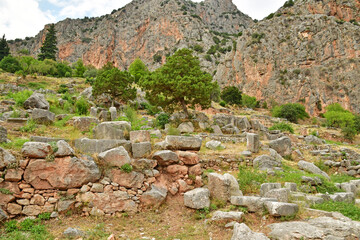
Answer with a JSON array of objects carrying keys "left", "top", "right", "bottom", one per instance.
[
  {"left": 264, "top": 201, "right": 299, "bottom": 217},
  {"left": 264, "top": 188, "right": 290, "bottom": 202},
  {"left": 269, "top": 136, "right": 292, "bottom": 157},
  {"left": 92, "top": 121, "right": 131, "bottom": 140},
  {"left": 152, "top": 150, "right": 179, "bottom": 166},
  {"left": 205, "top": 140, "right": 224, "bottom": 150},
  {"left": 253, "top": 155, "right": 281, "bottom": 171},
  {"left": 109, "top": 107, "right": 117, "bottom": 121},
  {"left": 284, "top": 182, "right": 297, "bottom": 192},
  {"left": 306, "top": 195, "right": 324, "bottom": 205},
  {"left": 340, "top": 182, "right": 357, "bottom": 194},
  {"left": 90, "top": 183, "right": 104, "bottom": 193},
  {"left": 132, "top": 158, "right": 157, "bottom": 170},
  {"left": 130, "top": 130, "right": 151, "bottom": 143},
  {"left": 268, "top": 221, "right": 324, "bottom": 240},
  {"left": 0, "top": 147, "right": 16, "bottom": 170},
  {"left": 24, "top": 93, "right": 49, "bottom": 110},
  {"left": 0, "top": 208, "right": 8, "bottom": 221},
  {"left": 21, "top": 142, "right": 52, "bottom": 158},
  {"left": 208, "top": 173, "right": 242, "bottom": 201},
  {"left": 234, "top": 117, "right": 251, "bottom": 131},
  {"left": 132, "top": 142, "right": 151, "bottom": 158},
  {"left": 298, "top": 160, "right": 330, "bottom": 180},
  {"left": 330, "top": 192, "right": 355, "bottom": 203},
  {"left": 57, "top": 200, "right": 75, "bottom": 212},
  {"left": 31, "top": 108, "right": 55, "bottom": 124},
  {"left": 231, "top": 223, "right": 269, "bottom": 240},
  {"left": 0, "top": 126, "right": 7, "bottom": 143},
  {"left": 231, "top": 196, "right": 277, "bottom": 212},
  {"left": 54, "top": 140, "right": 75, "bottom": 157},
  {"left": 211, "top": 125, "right": 223, "bottom": 135},
  {"left": 222, "top": 124, "right": 240, "bottom": 134},
  {"left": 74, "top": 138, "right": 131, "bottom": 154},
  {"left": 211, "top": 211, "right": 243, "bottom": 222},
  {"left": 150, "top": 129, "right": 162, "bottom": 139},
  {"left": 304, "top": 135, "right": 325, "bottom": 145},
  {"left": 247, "top": 133, "right": 260, "bottom": 153},
  {"left": 178, "top": 122, "right": 194, "bottom": 133},
  {"left": 90, "top": 106, "right": 97, "bottom": 118},
  {"left": 63, "top": 227, "right": 85, "bottom": 239},
  {"left": 98, "top": 146, "right": 131, "bottom": 167},
  {"left": 73, "top": 117, "right": 99, "bottom": 132},
  {"left": 184, "top": 188, "right": 210, "bottom": 209},
  {"left": 213, "top": 114, "right": 234, "bottom": 127},
  {"left": 164, "top": 135, "right": 202, "bottom": 151},
  {"left": 140, "top": 185, "right": 167, "bottom": 207},
  {"left": 241, "top": 150, "right": 252, "bottom": 157}
]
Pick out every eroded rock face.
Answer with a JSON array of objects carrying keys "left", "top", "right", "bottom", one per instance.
[{"left": 24, "top": 157, "right": 101, "bottom": 189}]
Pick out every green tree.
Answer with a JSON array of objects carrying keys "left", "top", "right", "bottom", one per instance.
[
  {"left": 129, "top": 58, "right": 149, "bottom": 83},
  {"left": 73, "top": 59, "right": 86, "bottom": 77},
  {"left": 0, "top": 55, "right": 21, "bottom": 73},
  {"left": 38, "top": 24, "right": 58, "bottom": 61},
  {"left": 93, "top": 63, "right": 136, "bottom": 105},
  {"left": 0, "top": 34, "right": 10, "bottom": 61},
  {"left": 140, "top": 48, "right": 217, "bottom": 116},
  {"left": 272, "top": 103, "right": 309, "bottom": 123},
  {"left": 220, "top": 86, "right": 242, "bottom": 105}
]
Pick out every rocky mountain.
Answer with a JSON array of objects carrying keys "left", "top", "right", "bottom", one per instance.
[
  {"left": 214, "top": 0, "right": 360, "bottom": 114},
  {"left": 9, "top": 0, "right": 252, "bottom": 71}
]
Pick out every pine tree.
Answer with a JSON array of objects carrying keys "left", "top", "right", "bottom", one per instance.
[
  {"left": 38, "top": 24, "right": 58, "bottom": 61},
  {"left": 0, "top": 34, "right": 10, "bottom": 61}
]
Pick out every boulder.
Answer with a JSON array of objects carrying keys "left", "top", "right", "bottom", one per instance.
[
  {"left": 0, "top": 147, "right": 16, "bottom": 170},
  {"left": 109, "top": 107, "right": 117, "bottom": 121},
  {"left": 93, "top": 121, "right": 131, "bottom": 140},
  {"left": 284, "top": 182, "right": 297, "bottom": 192},
  {"left": 73, "top": 117, "right": 99, "bottom": 131},
  {"left": 31, "top": 109, "right": 55, "bottom": 124},
  {"left": 231, "top": 223, "right": 269, "bottom": 240},
  {"left": 74, "top": 138, "right": 131, "bottom": 154},
  {"left": 153, "top": 150, "right": 179, "bottom": 166},
  {"left": 269, "top": 136, "right": 292, "bottom": 156},
  {"left": 213, "top": 114, "right": 234, "bottom": 127},
  {"left": 22, "top": 205, "right": 41, "bottom": 216},
  {"left": 132, "top": 159, "right": 157, "bottom": 170},
  {"left": 6, "top": 203, "right": 22, "bottom": 215},
  {"left": 176, "top": 151, "right": 199, "bottom": 165},
  {"left": 298, "top": 160, "right": 330, "bottom": 180},
  {"left": 304, "top": 135, "right": 325, "bottom": 145},
  {"left": 253, "top": 155, "right": 281, "bottom": 171},
  {"left": 54, "top": 140, "right": 75, "bottom": 157},
  {"left": 24, "top": 156, "right": 101, "bottom": 189},
  {"left": 57, "top": 200, "right": 75, "bottom": 212},
  {"left": 164, "top": 135, "right": 202, "bottom": 151},
  {"left": 211, "top": 211, "right": 243, "bottom": 222},
  {"left": 264, "top": 201, "right": 299, "bottom": 217},
  {"left": 98, "top": 146, "right": 131, "bottom": 167},
  {"left": 140, "top": 185, "right": 167, "bottom": 207},
  {"left": 231, "top": 196, "right": 277, "bottom": 212},
  {"left": 268, "top": 221, "right": 324, "bottom": 240},
  {"left": 264, "top": 188, "right": 289, "bottom": 202},
  {"left": 211, "top": 125, "right": 223, "bottom": 135},
  {"left": 221, "top": 124, "right": 240, "bottom": 134},
  {"left": 110, "top": 170, "right": 144, "bottom": 188},
  {"left": 24, "top": 93, "right": 49, "bottom": 110},
  {"left": 150, "top": 129, "right": 162, "bottom": 139},
  {"left": 178, "top": 122, "right": 194, "bottom": 133},
  {"left": 260, "top": 183, "right": 282, "bottom": 196},
  {"left": 130, "top": 130, "right": 151, "bottom": 143},
  {"left": 63, "top": 227, "right": 85, "bottom": 239},
  {"left": 21, "top": 142, "right": 52, "bottom": 158},
  {"left": 5, "top": 168, "right": 24, "bottom": 182},
  {"left": 205, "top": 140, "right": 224, "bottom": 150},
  {"left": 132, "top": 142, "right": 151, "bottom": 158},
  {"left": 208, "top": 173, "right": 242, "bottom": 201},
  {"left": 247, "top": 133, "right": 260, "bottom": 153},
  {"left": 0, "top": 208, "right": 8, "bottom": 221},
  {"left": 234, "top": 117, "right": 251, "bottom": 131},
  {"left": 0, "top": 126, "right": 7, "bottom": 143},
  {"left": 184, "top": 188, "right": 210, "bottom": 209}
]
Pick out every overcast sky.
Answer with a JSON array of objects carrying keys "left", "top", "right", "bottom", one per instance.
[{"left": 0, "top": 0, "right": 287, "bottom": 40}]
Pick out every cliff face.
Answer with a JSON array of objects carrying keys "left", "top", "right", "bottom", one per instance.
[
  {"left": 214, "top": 0, "right": 360, "bottom": 114},
  {"left": 9, "top": 0, "right": 252, "bottom": 71}
]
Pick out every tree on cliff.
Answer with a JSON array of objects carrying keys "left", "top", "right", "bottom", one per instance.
[
  {"left": 93, "top": 63, "right": 136, "bottom": 105},
  {"left": 0, "top": 34, "right": 10, "bottom": 61},
  {"left": 38, "top": 24, "right": 58, "bottom": 61},
  {"left": 139, "top": 48, "right": 218, "bottom": 116}
]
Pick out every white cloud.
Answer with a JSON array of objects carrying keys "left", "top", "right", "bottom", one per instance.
[{"left": 0, "top": 0, "right": 56, "bottom": 40}]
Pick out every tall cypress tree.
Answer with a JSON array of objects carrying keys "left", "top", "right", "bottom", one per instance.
[
  {"left": 0, "top": 34, "right": 10, "bottom": 61},
  {"left": 38, "top": 24, "right": 58, "bottom": 61}
]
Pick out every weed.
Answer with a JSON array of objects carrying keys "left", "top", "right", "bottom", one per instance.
[
  {"left": 7, "top": 90, "right": 33, "bottom": 107},
  {"left": 87, "top": 223, "right": 109, "bottom": 240},
  {"left": 237, "top": 165, "right": 267, "bottom": 194},
  {"left": 38, "top": 212, "right": 51, "bottom": 221},
  {"left": 0, "top": 138, "right": 29, "bottom": 150},
  {"left": 330, "top": 174, "right": 356, "bottom": 183},
  {"left": 19, "top": 120, "right": 37, "bottom": 133},
  {"left": 280, "top": 214, "right": 297, "bottom": 221},
  {"left": 167, "top": 126, "right": 180, "bottom": 136},
  {"left": 0, "top": 188, "right": 13, "bottom": 195},
  {"left": 314, "top": 159, "right": 329, "bottom": 173},
  {"left": 312, "top": 201, "right": 360, "bottom": 221},
  {"left": 269, "top": 122, "right": 294, "bottom": 133},
  {"left": 120, "top": 163, "right": 133, "bottom": 173}
]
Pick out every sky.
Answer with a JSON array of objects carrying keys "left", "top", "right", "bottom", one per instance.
[{"left": 0, "top": 0, "right": 287, "bottom": 40}]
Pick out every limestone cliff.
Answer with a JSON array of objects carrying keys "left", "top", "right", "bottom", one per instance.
[{"left": 214, "top": 0, "right": 360, "bottom": 114}]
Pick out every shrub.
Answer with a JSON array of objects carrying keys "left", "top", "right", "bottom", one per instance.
[
  {"left": 241, "top": 94, "right": 259, "bottom": 109},
  {"left": 75, "top": 97, "right": 89, "bottom": 115},
  {"left": 156, "top": 113, "right": 170, "bottom": 129},
  {"left": 7, "top": 90, "right": 33, "bottom": 107},
  {"left": 20, "top": 120, "right": 37, "bottom": 133},
  {"left": 219, "top": 100, "right": 226, "bottom": 107},
  {"left": 192, "top": 44, "right": 204, "bottom": 53},
  {"left": 220, "top": 86, "right": 242, "bottom": 105},
  {"left": 312, "top": 201, "right": 360, "bottom": 221},
  {"left": 272, "top": 103, "right": 309, "bottom": 123},
  {"left": 237, "top": 165, "right": 267, "bottom": 194},
  {"left": 153, "top": 54, "right": 162, "bottom": 63},
  {"left": 283, "top": 0, "right": 294, "bottom": 8},
  {"left": 167, "top": 126, "right": 180, "bottom": 136},
  {"left": 0, "top": 55, "right": 22, "bottom": 73},
  {"left": 269, "top": 122, "right": 294, "bottom": 133}
]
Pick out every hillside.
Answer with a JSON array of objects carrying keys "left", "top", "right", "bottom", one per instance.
[
  {"left": 8, "top": 0, "right": 252, "bottom": 71},
  {"left": 214, "top": 0, "right": 360, "bottom": 114}
]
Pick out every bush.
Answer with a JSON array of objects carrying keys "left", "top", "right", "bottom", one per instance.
[
  {"left": 219, "top": 100, "right": 226, "bottom": 107},
  {"left": 272, "top": 103, "right": 309, "bottom": 123},
  {"left": 269, "top": 122, "right": 294, "bottom": 133},
  {"left": 153, "top": 54, "right": 162, "bottom": 63},
  {"left": 220, "top": 86, "right": 242, "bottom": 105},
  {"left": 241, "top": 94, "right": 259, "bottom": 109},
  {"left": 156, "top": 113, "right": 170, "bottom": 129},
  {"left": 192, "top": 44, "right": 204, "bottom": 53},
  {"left": 120, "top": 163, "right": 133, "bottom": 173},
  {"left": 75, "top": 97, "right": 89, "bottom": 115},
  {"left": 7, "top": 90, "right": 33, "bottom": 107},
  {"left": 0, "top": 55, "right": 22, "bottom": 73}
]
